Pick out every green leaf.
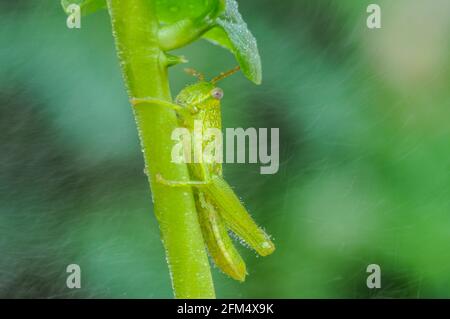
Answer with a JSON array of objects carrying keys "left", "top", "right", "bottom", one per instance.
[
  {"left": 63, "top": 0, "right": 262, "bottom": 84},
  {"left": 155, "top": 0, "right": 213, "bottom": 23},
  {"left": 203, "top": 0, "right": 262, "bottom": 84},
  {"left": 157, "top": 0, "right": 225, "bottom": 51},
  {"left": 156, "top": 0, "right": 261, "bottom": 84},
  {"left": 61, "top": 0, "right": 106, "bottom": 16}
]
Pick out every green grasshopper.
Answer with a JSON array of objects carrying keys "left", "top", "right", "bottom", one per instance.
[{"left": 131, "top": 67, "right": 275, "bottom": 281}]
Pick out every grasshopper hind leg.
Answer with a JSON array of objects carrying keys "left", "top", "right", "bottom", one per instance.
[
  {"left": 207, "top": 175, "right": 276, "bottom": 257},
  {"left": 196, "top": 191, "right": 247, "bottom": 282}
]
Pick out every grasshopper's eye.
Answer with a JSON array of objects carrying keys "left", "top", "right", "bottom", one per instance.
[{"left": 211, "top": 88, "right": 224, "bottom": 100}]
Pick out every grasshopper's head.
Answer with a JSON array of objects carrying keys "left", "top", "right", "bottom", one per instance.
[{"left": 175, "top": 67, "right": 240, "bottom": 110}]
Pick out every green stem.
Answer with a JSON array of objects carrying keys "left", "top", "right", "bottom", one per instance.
[{"left": 106, "top": 0, "right": 215, "bottom": 298}]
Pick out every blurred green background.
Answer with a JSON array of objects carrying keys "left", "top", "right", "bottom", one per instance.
[{"left": 1, "top": 0, "right": 450, "bottom": 298}]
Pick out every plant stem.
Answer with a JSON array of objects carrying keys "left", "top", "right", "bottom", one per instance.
[{"left": 106, "top": 0, "right": 215, "bottom": 298}]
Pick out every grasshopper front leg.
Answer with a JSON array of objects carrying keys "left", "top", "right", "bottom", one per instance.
[
  {"left": 131, "top": 97, "right": 183, "bottom": 111},
  {"left": 131, "top": 97, "right": 192, "bottom": 119}
]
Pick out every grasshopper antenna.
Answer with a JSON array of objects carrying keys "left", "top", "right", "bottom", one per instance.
[
  {"left": 211, "top": 66, "right": 241, "bottom": 84},
  {"left": 184, "top": 68, "right": 205, "bottom": 81}
]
